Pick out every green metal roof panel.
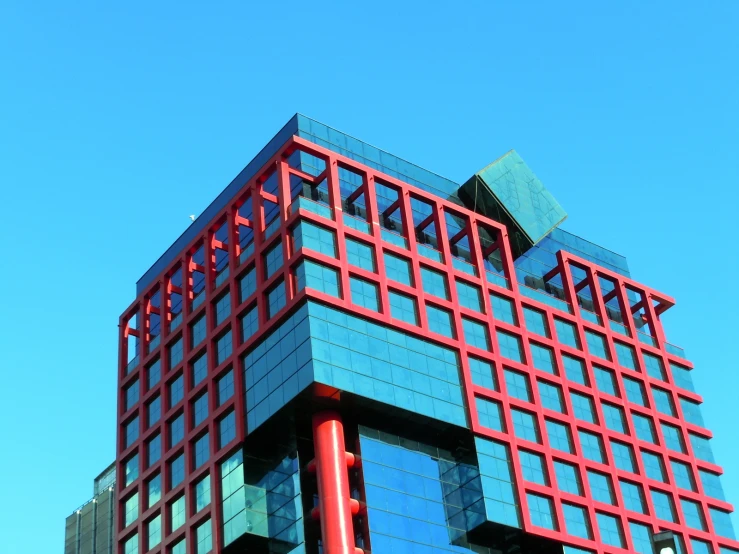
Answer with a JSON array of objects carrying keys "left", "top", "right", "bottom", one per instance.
[{"left": 473, "top": 150, "right": 567, "bottom": 246}]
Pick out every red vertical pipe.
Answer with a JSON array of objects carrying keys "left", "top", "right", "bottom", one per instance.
[{"left": 312, "top": 411, "right": 355, "bottom": 554}]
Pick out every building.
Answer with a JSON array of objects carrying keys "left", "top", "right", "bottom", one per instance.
[
  {"left": 116, "top": 115, "right": 737, "bottom": 554},
  {"left": 65, "top": 463, "right": 116, "bottom": 554}
]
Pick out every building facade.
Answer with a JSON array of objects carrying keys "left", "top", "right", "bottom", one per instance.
[
  {"left": 116, "top": 115, "right": 737, "bottom": 554},
  {"left": 65, "top": 463, "right": 117, "bottom": 554}
]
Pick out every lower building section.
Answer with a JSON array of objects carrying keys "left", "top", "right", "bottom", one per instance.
[{"left": 219, "top": 386, "right": 572, "bottom": 554}]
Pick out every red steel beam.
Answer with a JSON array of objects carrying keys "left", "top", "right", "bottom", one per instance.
[{"left": 311, "top": 411, "right": 360, "bottom": 554}]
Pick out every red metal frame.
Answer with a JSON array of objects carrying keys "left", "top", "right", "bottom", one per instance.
[
  {"left": 116, "top": 134, "right": 736, "bottom": 554},
  {"left": 309, "top": 411, "right": 362, "bottom": 554}
]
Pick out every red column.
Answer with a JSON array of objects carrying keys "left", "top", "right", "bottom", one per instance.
[{"left": 312, "top": 411, "right": 356, "bottom": 554}]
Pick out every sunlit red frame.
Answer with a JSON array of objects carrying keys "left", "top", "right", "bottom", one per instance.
[{"left": 116, "top": 134, "right": 737, "bottom": 554}]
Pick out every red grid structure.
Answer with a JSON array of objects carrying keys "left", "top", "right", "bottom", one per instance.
[{"left": 117, "top": 134, "right": 737, "bottom": 554}]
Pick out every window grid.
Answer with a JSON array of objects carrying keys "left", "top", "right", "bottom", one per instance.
[{"left": 118, "top": 137, "right": 730, "bottom": 554}]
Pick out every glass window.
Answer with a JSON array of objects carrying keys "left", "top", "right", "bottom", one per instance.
[
  {"left": 195, "top": 519, "right": 213, "bottom": 554},
  {"left": 385, "top": 252, "right": 413, "bottom": 286},
  {"left": 147, "top": 434, "right": 161, "bottom": 467},
  {"left": 671, "top": 460, "right": 695, "bottom": 491},
  {"left": 124, "top": 417, "right": 139, "bottom": 449},
  {"left": 632, "top": 413, "right": 657, "bottom": 443},
  {"left": 148, "top": 514, "right": 161, "bottom": 549},
  {"left": 191, "top": 316, "right": 206, "bottom": 348},
  {"left": 238, "top": 266, "right": 256, "bottom": 302},
  {"left": 213, "top": 371, "right": 233, "bottom": 408},
  {"left": 546, "top": 420, "right": 573, "bottom": 453},
  {"left": 124, "top": 492, "right": 139, "bottom": 527},
  {"left": 511, "top": 408, "right": 540, "bottom": 443},
  {"left": 147, "top": 474, "right": 161, "bottom": 508},
  {"left": 623, "top": 376, "right": 647, "bottom": 406},
  {"left": 520, "top": 450, "right": 548, "bottom": 485},
  {"left": 240, "top": 305, "right": 259, "bottom": 342},
  {"left": 670, "top": 362, "right": 694, "bottom": 392},
  {"left": 562, "top": 355, "right": 588, "bottom": 386},
  {"left": 125, "top": 454, "right": 139, "bottom": 487},
  {"left": 614, "top": 342, "right": 636, "bottom": 370},
  {"left": 192, "top": 394, "right": 208, "bottom": 427},
  {"left": 215, "top": 292, "right": 231, "bottom": 326},
  {"left": 147, "top": 359, "right": 161, "bottom": 391},
  {"left": 691, "top": 539, "right": 714, "bottom": 554},
  {"left": 504, "top": 369, "right": 531, "bottom": 402},
  {"left": 216, "top": 330, "right": 233, "bottom": 366},
  {"left": 585, "top": 331, "right": 609, "bottom": 360},
  {"left": 523, "top": 307, "right": 548, "bottom": 337},
  {"left": 419, "top": 266, "right": 448, "bottom": 298},
  {"left": 643, "top": 352, "right": 667, "bottom": 380},
  {"left": 690, "top": 433, "right": 715, "bottom": 463},
  {"left": 681, "top": 498, "right": 706, "bottom": 530},
  {"left": 293, "top": 221, "right": 336, "bottom": 257},
  {"left": 629, "top": 521, "right": 653, "bottom": 554},
  {"left": 194, "top": 433, "right": 210, "bottom": 468},
  {"left": 345, "top": 238, "right": 375, "bottom": 271},
  {"left": 125, "top": 380, "right": 139, "bottom": 411},
  {"left": 710, "top": 508, "right": 736, "bottom": 540},
  {"left": 490, "top": 293, "right": 516, "bottom": 325},
  {"left": 538, "top": 381, "right": 565, "bottom": 412},
  {"left": 587, "top": 470, "right": 614, "bottom": 504},
  {"left": 620, "top": 480, "right": 646, "bottom": 513},
  {"left": 169, "top": 414, "right": 185, "bottom": 448},
  {"left": 496, "top": 330, "right": 523, "bottom": 362},
  {"left": 147, "top": 396, "right": 161, "bottom": 427},
  {"left": 219, "top": 411, "right": 236, "bottom": 447},
  {"left": 562, "top": 502, "right": 592, "bottom": 539},
  {"left": 266, "top": 280, "right": 286, "bottom": 318},
  {"left": 555, "top": 319, "right": 580, "bottom": 349},
  {"left": 169, "top": 375, "right": 184, "bottom": 408},
  {"left": 652, "top": 387, "right": 676, "bottom": 416},
  {"left": 295, "top": 260, "right": 340, "bottom": 298},
  {"left": 427, "top": 304, "right": 454, "bottom": 337},
  {"left": 578, "top": 430, "right": 604, "bottom": 463},
  {"left": 456, "top": 280, "right": 483, "bottom": 311},
  {"left": 263, "top": 241, "right": 283, "bottom": 278},
  {"left": 611, "top": 441, "right": 636, "bottom": 472},
  {"left": 171, "top": 540, "right": 186, "bottom": 554},
  {"left": 596, "top": 512, "right": 625, "bottom": 548},
  {"left": 570, "top": 392, "right": 597, "bottom": 424},
  {"left": 170, "top": 454, "right": 185, "bottom": 489},
  {"left": 593, "top": 366, "right": 617, "bottom": 396},
  {"left": 554, "top": 460, "right": 582, "bottom": 495},
  {"left": 527, "top": 493, "right": 557, "bottom": 530},
  {"left": 349, "top": 276, "right": 379, "bottom": 311},
  {"left": 192, "top": 353, "right": 208, "bottom": 387},
  {"left": 530, "top": 343, "right": 555, "bottom": 374},
  {"left": 195, "top": 474, "right": 211, "bottom": 512},
  {"left": 680, "top": 398, "right": 705, "bottom": 427},
  {"left": 388, "top": 291, "right": 418, "bottom": 325},
  {"left": 642, "top": 450, "right": 666, "bottom": 482},
  {"left": 170, "top": 496, "right": 185, "bottom": 531},
  {"left": 168, "top": 337, "right": 183, "bottom": 369},
  {"left": 476, "top": 397, "right": 504, "bottom": 432},
  {"left": 601, "top": 403, "right": 626, "bottom": 433},
  {"left": 462, "top": 317, "right": 489, "bottom": 350},
  {"left": 123, "top": 534, "right": 138, "bottom": 554},
  {"left": 651, "top": 489, "right": 676, "bottom": 522},
  {"left": 468, "top": 356, "right": 496, "bottom": 390},
  {"left": 699, "top": 470, "right": 725, "bottom": 500},
  {"left": 662, "top": 422, "right": 685, "bottom": 453}
]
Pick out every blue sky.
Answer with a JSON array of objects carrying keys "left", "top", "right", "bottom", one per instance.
[{"left": 1, "top": 1, "right": 738, "bottom": 552}]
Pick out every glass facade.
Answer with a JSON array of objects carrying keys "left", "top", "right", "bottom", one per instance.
[{"left": 115, "top": 115, "right": 736, "bottom": 554}]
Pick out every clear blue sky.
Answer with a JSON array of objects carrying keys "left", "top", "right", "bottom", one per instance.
[{"left": 1, "top": 1, "right": 737, "bottom": 552}]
